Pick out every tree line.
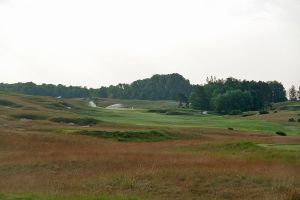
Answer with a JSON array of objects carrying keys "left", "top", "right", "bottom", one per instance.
[
  {"left": 0, "top": 74, "right": 294, "bottom": 113},
  {"left": 0, "top": 74, "right": 191, "bottom": 100},
  {"left": 189, "top": 76, "right": 289, "bottom": 113}
]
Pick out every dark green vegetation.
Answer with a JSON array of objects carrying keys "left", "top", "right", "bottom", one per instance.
[
  {"left": 11, "top": 113, "right": 48, "bottom": 120},
  {"left": 0, "top": 74, "right": 290, "bottom": 115},
  {"left": 50, "top": 117, "right": 99, "bottom": 126},
  {"left": 0, "top": 92, "right": 299, "bottom": 200},
  {"left": 78, "top": 130, "right": 175, "bottom": 142},
  {"left": 0, "top": 73, "right": 191, "bottom": 100},
  {"left": 276, "top": 131, "right": 287, "bottom": 136}
]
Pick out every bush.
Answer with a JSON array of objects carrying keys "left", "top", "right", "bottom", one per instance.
[
  {"left": 288, "top": 118, "right": 296, "bottom": 122},
  {"left": 12, "top": 113, "right": 47, "bottom": 120},
  {"left": 50, "top": 117, "right": 99, "bottom": 125},
  {"left": 78, "top": 130, "right": 176, "bottom": 142},
  {"left": 275, "top": 131, "right": 287, "bottom": 136},
  {"left": 259, "top": 111, "right": 269, "bottom": 115},
  {"left": 273, "top": 110, "right": 278, "bottom": 113},
  {"left": 229, "top": 110, "right": 242, "bottom": 115},
  {"left": 228, "top": 127, "right": 234, "bottom": 130},
  {"left": 165, "top": 110, "right": 193, "bottom": 115},
  {"left": 298, "top": 119, "right": 300, "bottom": 122},
  {"left": 148, "top": 109, "right": 167, "bottom": 113}
]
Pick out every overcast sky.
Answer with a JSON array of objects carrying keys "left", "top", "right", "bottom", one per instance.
[{"left": 0, "top": 0, "right": 299, "bottom": 89}]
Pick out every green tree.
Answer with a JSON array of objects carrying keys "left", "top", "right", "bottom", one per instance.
[
  {"left": 215, "top": 90, "right": 253, "bottom": 113},
  {"left": 190, "top": 86, "right": 210, "bottom": 111},
  {"left": 289, "top": 85, "right": 297, "bottom": 101},
  {"left": 176, "top": 93, "right": 189, "bottom": 108}
]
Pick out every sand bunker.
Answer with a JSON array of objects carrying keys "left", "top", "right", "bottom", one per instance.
[{"left": 106, "top": 104, "right": 125, "bottom": 109}]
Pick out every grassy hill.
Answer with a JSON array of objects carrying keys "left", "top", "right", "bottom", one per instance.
[{"left": 0, "top": 92, "right": 300, "bottom": 199}]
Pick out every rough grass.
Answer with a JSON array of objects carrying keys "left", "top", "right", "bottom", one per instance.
[
  {"left": 0, "top": 193, "right": 139, "bottom": 200},
  {"left": 0, "top": 93, "right": 300, "bottom": 199},
  {"left": 0, "top": 99, "right": 21, "bottom": 107},
  {"left": 274, "top": 101, "right": 300, "bottom": 111},
  {"left": 45, "top": 102, "right": 73, "bottom": 110}
]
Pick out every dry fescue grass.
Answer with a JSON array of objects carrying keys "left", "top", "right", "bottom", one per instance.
[{"left": 0, "top": 128, "right": 299, "bottom": 200}]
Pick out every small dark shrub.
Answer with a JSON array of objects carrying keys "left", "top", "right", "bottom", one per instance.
[
  {"left": 166, "top": 110, "right": 192, "bottom": 115},
  {"left": 275, "top": 131, "right": 287, "bottom": 136},
  {"left": 229, "top": 110, "right": 242, "bottom": 115},
  {"left": 288, "top": 118, "right": 296, "bottom": 122},
  {"left": 148, "top": 109, "right": 167, "bottom": 113},
  {"left": 259, "top": 111, "right": 269, "bottom": 115},
  {"left": 12, "top": 114, "right": 47, "bottom": 120},
  {"left": 228, "top": 127, "right": 234, "bottom": 130},
  {"left": 273, "top": 110, "right": 278, "bottom": 113},
  {"left": 297, "top": 119, "right": 300, "bottom": 122},
  {"left": 79, "top": 130, "right": 175, "bottom": 142}
]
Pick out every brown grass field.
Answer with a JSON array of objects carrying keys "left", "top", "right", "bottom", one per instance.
[{"left": 0, "top": 93, "right": 299, "bottom": 200}]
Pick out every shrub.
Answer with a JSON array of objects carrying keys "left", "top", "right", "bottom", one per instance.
[
  {"left": 50, "top": 117, "right": 99, "bottom": 125},
  {"left": 273, "top": 110, "right": 278, "bottom": 113},
  {"left": 12, "top": 113, "right": 47, "bottom": 120},
  {"left": 165, "top": 110, "right": 192, "bottom": 115},
  {"left": 288, "top": 118, "right": 296, "bottom": 122},
  {"left": 259, "top": 111, "right": 269, "bottom": 115},
  {"left": 78, "top": 130, "right": 176, "bottom": 142},
  {"left": 298, "top": 119, "right": 300, "bottom": 122},
  {"left": 148, "top": 109, "right": 167, "bottom": 113},
  {"left": 228, "top": 127, "right": 234, "bottom": 130},
  {"left": 275, "top": 131, "right": 287, "bottom": 136},
  {"left": 229, "top": 110, "right": 242, "bottom": 115}
]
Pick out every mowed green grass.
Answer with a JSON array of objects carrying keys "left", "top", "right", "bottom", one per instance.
[
  {"left": 76, "top": 107, "right": 300, "bottom": 136},
  {"left": 0, "top": 92, "right": 299, "bottom": 136}
]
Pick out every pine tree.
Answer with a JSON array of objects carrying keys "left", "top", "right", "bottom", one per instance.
[{"left": 289, "top": 85, "right": 297, "bottom": 101}]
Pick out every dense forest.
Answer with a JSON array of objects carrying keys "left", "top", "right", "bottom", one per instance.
[
  {"left": 189, "top": 76, "right": 287, "bottom": 113},
  {"left": 0, "top": 74, "right": 191, "bottom": 100},
  {"left": 0, "top": 73, "right": 293, "bottom": 113}
]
